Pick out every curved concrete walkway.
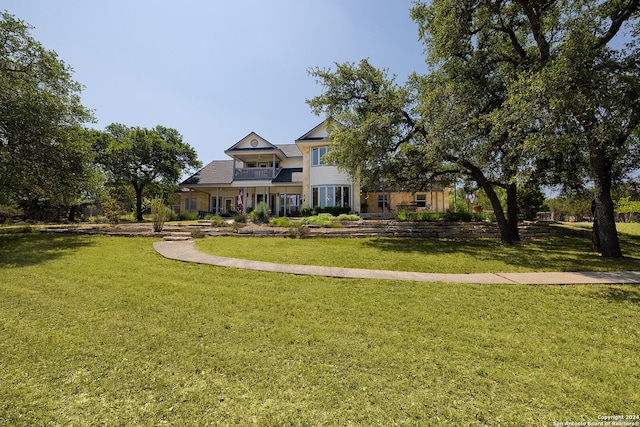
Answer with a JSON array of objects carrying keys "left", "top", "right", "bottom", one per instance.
[{"left": 153, "top": 240, "right": 640, "bottom": 285}]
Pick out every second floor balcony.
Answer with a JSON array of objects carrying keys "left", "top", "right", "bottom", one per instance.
[{"left": 234, "top": 167, "right": 281, "bottom": 180}]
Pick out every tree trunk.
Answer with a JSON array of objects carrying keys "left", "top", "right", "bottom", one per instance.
[
  {"left": 591, "top": 200, "right": 601, "bottom": 252},
  {"left": 590, "top": 147, "right": 622, "bottom": 258},
  {"left": 482, "top": 181, "right": 514, "bottom": 245},
  {"left": 133, "top": 182, "right": 144, "bottom": 222},
  {"left": 68, "top": 205, "right": 78, "bottom": 222},
  {"left": 463, "top": 161, "right": 514, "bottom": 245},
  {"left": 506, "top": 181, "right": 520, "bottom": 242}
]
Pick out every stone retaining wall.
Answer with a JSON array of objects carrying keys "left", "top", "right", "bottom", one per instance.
[{"left": 236, "top": 221, "right": 562, "bottom": 239}]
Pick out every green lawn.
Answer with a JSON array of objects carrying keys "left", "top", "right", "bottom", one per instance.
[
  {"left": 1, "top": 232, "right": 639, "bottom": 425},
  {"left": 196, "top": 222, "right": 640, "bottom": 273}
]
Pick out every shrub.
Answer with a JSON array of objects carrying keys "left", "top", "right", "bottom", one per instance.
[
  {"left": 0, "top": 203, "right": 22, "bottom": 223},
  {"left": 288, "top": 223, "right": 309, "bottom": 238},
  {"left": 415, "top": 212, "right": 444, "bottom": 221},
  {"left": 190, "top": 227, "right": 206, "bottom": 239},
  {"left": 300, "top": 206, "right": 313, "bottom": 217},
  {"left": 301, "top": 214, "right": 341, "bottom": 228},
  {"left": 207, "top": 214, "right": 227, "bottom": 227},
  {"left": 179, "top": 212, "right": 197, "bottom": 221},
  {"left": 269, "top": 217, "right": 293, "bottom": 227},
  {"left": 101, "top": 196, "right": 123, "bottom": 225},
  {"left": 249, "top": 201, "right": 271, "bottom": 224},
  {"left": 337, "top": 214, "right": 360, "bottom": 222},
  {"left": 313, "top": 206, "right": 351, "bottom": 216},
  {"left": 150, "top": 198, "right": 171, "bottom": 232},
  {"left": 397, "top": 209, "right": 414, "bottom": 221},
  {"left": 444, "top": 211, "right": 472, "bottom": 222},
  {"left": 233, "top": 214, "right": 246, "bottom": 223}
]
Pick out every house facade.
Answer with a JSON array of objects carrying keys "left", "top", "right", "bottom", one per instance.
[
  {"left": 179, "top": 123, "right": 359, "bottom": 217},
  {"left": 179, "top": 122, "right": 450, "bottom": 217}
]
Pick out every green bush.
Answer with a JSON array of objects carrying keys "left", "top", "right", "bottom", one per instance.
[
  {"left": 101, "top": 196, "right": 123, "bottom": 225},
  {"left": 269, "top": 217, "right": 294, "bottom": 227},
  {"left": 249, "top": 201, "right": 271, "bottom": 224},
  {"left": 301, "top": 214, "right": 341, "bottom": 228},
  {"left": 397, "top": 209, "right": 414, "bottom": 221},
  {"left": 395, "top": 210, "right": 499, "bottom": 222},
  {"left": 313, "top": 206, "right": 351, "bottom": 216},
  {"left": 288, "top": 223, "right": 309, "bottom": 238},
  {"left": 150, "top": 198, "right": 171, "bottom": 232},
  {"left": 444, "top": 211, "right": 472, "bottom": 222},
  {"left": 190, "top": 227, "right": 206, "bottom": 239},
  {"left": 179, "top": 212, "right": 197, "bottom": 221},
  {"left": 300, "top": 206, "right": 313, "bottom": 217},
  {"left": 207, "top": 214, "right": 228, "bottom": 227},
  {"left": 337, "top": 214, "right": 360, "bottom": 222},
  {"left": 233, "top": 214, "right": 246, "bottom": 223},
  {"left": 0, "top": 203, "right": 22, "bottom": 223}
]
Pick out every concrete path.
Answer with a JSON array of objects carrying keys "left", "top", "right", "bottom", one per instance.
[{"left": 153, "top": 240, "right": 640, "bottom": 285}]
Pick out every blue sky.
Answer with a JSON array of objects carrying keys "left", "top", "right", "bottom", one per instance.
[{"left": 5, "top": 0, "right": 427, "bottom": 164}]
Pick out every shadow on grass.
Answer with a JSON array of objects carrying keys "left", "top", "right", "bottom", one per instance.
[
  {"left": 0, "top": 232, "right": 94, "bottom": 268},
  {"left": 362, "top": 234, "right": 640, "bottom": 272},
  {"left": 597, "top": 285, "right": 640, "bottom": 305}
]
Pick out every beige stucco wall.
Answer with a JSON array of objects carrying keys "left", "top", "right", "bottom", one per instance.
[{"left": 361, "top": 189, "right": 451, "bottom": 214}]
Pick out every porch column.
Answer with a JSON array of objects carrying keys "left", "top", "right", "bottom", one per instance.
[
  {"left": 284, "top": 187, "right": 288, "bottom": 217},
  {"left": 216, "top": 188, "right": 220, "bottom": 214},
  {"left": 188, "top": 189, "right": 193, "bottom": 213},
  {"left": 272, "top": 154, "right": 276, "bottom": 178},
  {"left": 252, "top": 187, "right": 256, "bottom": 210}
]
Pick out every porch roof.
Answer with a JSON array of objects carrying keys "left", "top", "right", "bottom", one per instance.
[
  {"left": 272, "top": 168, "right": 303, "bottom": 183},
  {"left": 181, "top": 160, "right": 234, "bottom": 186}
]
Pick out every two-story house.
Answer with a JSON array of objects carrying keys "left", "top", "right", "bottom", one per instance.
[
  {"left": 179, "top": 122, "right": 451, "bottom": 217},
  {"left": 179, "top": 122, "right": 360, "bottom": 217}
]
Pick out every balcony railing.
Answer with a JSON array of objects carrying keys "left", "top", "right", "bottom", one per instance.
[{"left": 234, "top": 167, "right": 281, "bottom": 180}]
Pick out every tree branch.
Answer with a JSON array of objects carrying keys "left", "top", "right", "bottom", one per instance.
[{"left": 595, "top": 0, "right": 640, "bottom": 49}]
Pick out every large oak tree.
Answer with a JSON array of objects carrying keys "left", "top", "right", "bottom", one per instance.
[
  {"left": 95, "top": 124, "right": 201, "bottom": 221},
  {"left": 309, "top": 1, "right": 640, "bottom": 256}
]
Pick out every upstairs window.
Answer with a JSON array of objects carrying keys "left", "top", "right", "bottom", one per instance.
[{"left": 312, "top": 146, "right": 331, "bottom": 166}]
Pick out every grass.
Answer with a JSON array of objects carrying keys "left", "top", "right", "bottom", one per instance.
[
  {"left": 1, "top": 232, "right": 639, "bottom": 425},
  {"left": 196, "top": 222, "right": 640, "bottom": 273}
]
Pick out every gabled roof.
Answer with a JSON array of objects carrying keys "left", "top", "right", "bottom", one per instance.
[
  {"left": 225, "top": 131, "right": 274, "bottom": 151},
  {"left": 180, "top": 160, "right": 234, "bottom": 186},
  {"left": 295, "top": 120, "right": 338, "bottom": 143}
]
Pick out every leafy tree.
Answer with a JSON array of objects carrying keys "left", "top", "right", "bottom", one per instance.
[
  {"left": 95, "top": 124, "right": 201, "bottom": 221},
  {"left": 310, "top": 1, "right": 638, "bottom": 255},
  {"left": 0, "top": 12, "right": 94, "bottom": 218},
  {"left": 412, "top": 0, "right": 640, "bottom": 257},
  {"left": 308, "top": 59, "right": 523, "bottom": 245},
  {"left": 517, "top": 181, "right": 545, "bottom": 221}
]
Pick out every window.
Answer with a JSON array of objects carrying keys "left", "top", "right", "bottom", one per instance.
[
  {"left": 185, "top": 197, "right": 197, "bottom": 211},
  {"left": 312, "top": 186, "right": 351, "bottom": 208},
  {"left": 378, "top": 194, "right": 388, "bottom": 209},
  {"left": 416, "top": 194, "right": 427, "bottom": 208},
  {"left": 311, "top": 146, "right": 331, "bottom": 166}
]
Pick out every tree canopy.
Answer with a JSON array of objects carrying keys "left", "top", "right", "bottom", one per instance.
[
  {"left": 308, "top": 0, "right": 640, "bottom": 256},
  {"left": 0, "top": 12, "right": 94, "bottom": 218},
  {"left": 95, "top": 124, "right": 201, "bottom": 221}
]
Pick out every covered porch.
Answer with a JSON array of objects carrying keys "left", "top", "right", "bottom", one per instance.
[{"left": 181, "top": 185, "right": 303, "bottom": 217}]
